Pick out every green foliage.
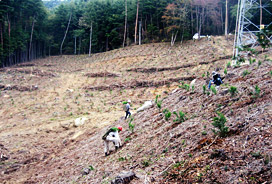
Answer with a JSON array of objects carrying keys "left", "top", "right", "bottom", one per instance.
[
  {"left": 253, "top": 85, "right": 261, "bottom": 98},
  {"left": 256, "top": 27, "right": 271, "bottom": 50},
  {"left": 270, "top": 71, "right": 272, "bottom": 76},
  {"left": 224, "top": 68, "right": 227, "bottom": 75},
  {"left": 210, "top": 86, "right": 217, "bottom": 95},
  {"left": 173, "top": 111, "right": 186, "bottom": 124},
  {"left": 163, "top": 109, "right": 172, "bottom": 121},
  {"left": 118, "top": 157, "right": 126, "bottom": 161},
  {"left": 183, "top": 84, "right": 190, "bottom": 91},
  {"left": 191, "top": 85, "right": 195, "bottom": 92},
  {"left": 89, "top": 165, "right": 94, "bottom": 171},
  {"left": 226, "top": 61, "right": 231, "bottom": 68},
  {"left": 229, "top": 86, "right": 237, "bottom": 97},
  {"left": 124, "top": 137, "right": 131, "bottom": 142},
  {"left": 242, "top": 70, "right": 250, "bottom": 77},
  {"left": 155, "top": 95, "right": 162, "bottom": 111},
  {"left": 258, "top": 60, "right": 262, "bottom": 67},
  {"left": 212, "top": 112, "right": 229, "bottom": 137},
  {"left": 128, "top": 118, "right": 135, "bottom": 133},
  {"left": 202, "top": 85, "right": 206, "bottom": 94},
  {"left": 249, "top": 58, "right": 256, "bottom": 64},
  {"left": 142, "top": 160, "right": 150, "bottom": 167},
  {"left": 251, "top": 151, "right": 262, "bottom": 158}
]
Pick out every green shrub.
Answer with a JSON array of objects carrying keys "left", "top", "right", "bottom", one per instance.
[
  {"left": 270, "top": 71, "right": 272, "bottom": 76},
  {"left": 182, "top": 83, "right": 190, "bottom": 91},
  {"left": 256, "top": 28, "right": 271, "bottom": 50},
  {"left": 253, "top": 85, "right": 261, "bottom": 98},
  {"left": 129, "top": 118, "right": 135, "bottom": 133},
  {"left": 191, "top": 85, "right": 195, "bottom": 92},
  {"left": 118, "top": 157, "right": 126, "bottom": 161},
  {"left": 224, "top": 68, "right": 227, "bottom": 75},
  {"left": 258, "top": 60, "right": 262, "bottom": 67},
  {"left": 210, "top": 86, "right": 217, "bottom": 95},
  {"left": 142, "top": 160, "right": 150, "bottom": 167},
  {"left": 163, "top": 109, "right": 172, "bottom": 121},
  {"left": 203, "top": 85, "right": 206, "bottom": 94},
  {"left": 173, "top": 111, "right": 186, "bottom": 123},
  {"left": 157, "top": 100, "right": 162, "bottom": 110},
  {"left": 155, "top": 95, "right": 162, "bottom": 110},
  {"left": 249, "top": 58, "right": 256, "bottom": 64},
  {"left": 242, "top": 70, "right": 250, "bottom": 77},
  {"left": 155, "top": 95, "right": 160, "bottom": 104},
  {"left": 229, "top": 86, "right": 237, "bottom": 97},
  {"left": 124, "top": 137, "right": 131, "bottom": 142},
  {"left": 226, "top": 61, "right": 231, "bottom": 68},
  {"left": 212, "top": 112, "right": 229, "bottom": 137}
]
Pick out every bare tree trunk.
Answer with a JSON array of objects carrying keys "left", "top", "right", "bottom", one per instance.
[
  {"left": 60, "top": 13, "right": 72, "bottom": 55},
  {"left": 220, "top": 5, "right": 224, "bottom": 34},
  {"left": 126, "top": 24, "right": 129, "bottom": 46},
  {"left": 106, "top": 36, "right": 109, "bottom": 51},
  {"left": 74, "top": 36, "right": 77, "bottom": 55},
  {"left": 225, "top": 0, "right": 228, "bottom": 39},
  {"left": 7, "top": 13, "right": 11, "bottom": 64},
  {"left": 89, "top": 22, "right": 93, "bottom": 57},
  {"left": 139, "top": 21, "right": 142, "bottom": 45},
  {"left": 0, "top": 23, "right": 3, "bottom": 49},
  {"left": 191, "top": 4, "right": 194, "bottom": 35},
  {"left": 198, "top": 7, "right": 205, "bottom": 39},
  {"left": 79, "top": 37, "right": 81, "bottom": 55},
  {"left": 123, "top": 0, "right": 127, "bottom": 47},
  {"left": 171, "top": 31, "right": 178, "bottom": 46},
  {"left": 196, "top": 6, "right": 199, "bottom": 39},
  {"left": 260, "top": 0, "right": 262, "bottom": 26},
  {"left": 135, "top": 0, "right": 139, "bottom": 44}
]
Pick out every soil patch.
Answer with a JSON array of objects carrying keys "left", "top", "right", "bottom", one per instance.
[
  {"left": 84, "top": 76, "right": 195, "bottom": 90},
  {"left": 1, "top": 68, "right": 56, "bottom": 77},
  {"left": 84, "top": 72, "right": 120, "bottom": 78},
  {"left": 0, "top": 84, "right": 38, "bottom": 91}
]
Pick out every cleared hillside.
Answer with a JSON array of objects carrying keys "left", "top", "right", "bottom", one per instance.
[{"left": 0, "top": 37, "right": 271, "bottom": 183}]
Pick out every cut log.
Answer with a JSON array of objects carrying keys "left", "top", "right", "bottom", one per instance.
[{"left": 111, "top": 171, "right": 136, "bottom": 184}]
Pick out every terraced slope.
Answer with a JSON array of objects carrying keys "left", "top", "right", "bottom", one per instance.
[{"left": 0, "top": 36, "right": 271, "bottom": 183}]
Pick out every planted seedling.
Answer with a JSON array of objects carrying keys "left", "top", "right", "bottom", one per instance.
[
  {"left": 212, "top": 112, "right": 229, "bottom": 137},
  {"left": 173, "top": 111, "right": 186, "bottom": 123},
  {"left": 229, "top": 86, "right": 237, "bottom": 97}
]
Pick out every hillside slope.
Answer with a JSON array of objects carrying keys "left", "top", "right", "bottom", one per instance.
[{"left": 0, "top": 37, "right": 271, "bottom": 183}]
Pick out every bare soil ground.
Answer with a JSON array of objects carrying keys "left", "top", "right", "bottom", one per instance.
[{"left": 0, "top": 36, "right": 271, "bottom": 183}]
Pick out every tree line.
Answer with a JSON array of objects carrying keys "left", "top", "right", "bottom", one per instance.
[{"left": 0, "top": 0, "right": 271, "bottom": 67}]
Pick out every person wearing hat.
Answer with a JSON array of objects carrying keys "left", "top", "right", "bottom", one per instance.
[
  {"left": 102, "top": 126, "right": 123, "bottom": 156},
  {"left": 125, "top": 99, "right": 131, "bottom": 119},
  {"left": 208, "top": 71, "right": 223, "bottom": 89}
]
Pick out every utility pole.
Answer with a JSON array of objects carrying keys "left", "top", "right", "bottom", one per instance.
[{"left": 233, "top": 0, "right": 272, "bottom": 64}]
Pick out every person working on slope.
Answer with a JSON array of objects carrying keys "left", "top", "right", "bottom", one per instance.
[
  {"left": 102, "top": 126, "right": 122, "bottom": 156},
  {"left": 208, "top": 71, "right": 223, "bottom": 89},
  {"left": 125, "top": 99, "right": 131, "bottom": 120}
]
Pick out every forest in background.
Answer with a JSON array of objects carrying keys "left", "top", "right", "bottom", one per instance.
[{"left": 0, "top": 0, "right": 271, "bottom": 67}]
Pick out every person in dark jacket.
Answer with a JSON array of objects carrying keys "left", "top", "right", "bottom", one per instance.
[
  {"left": 208, "top": 71, "right": 223, "bottom": 89},
  {"left": 125, "top": 99, "right": 131, "bottom": 119},
  {"left": 102, "top": 126, "right": 122, "bottom": 156}
]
